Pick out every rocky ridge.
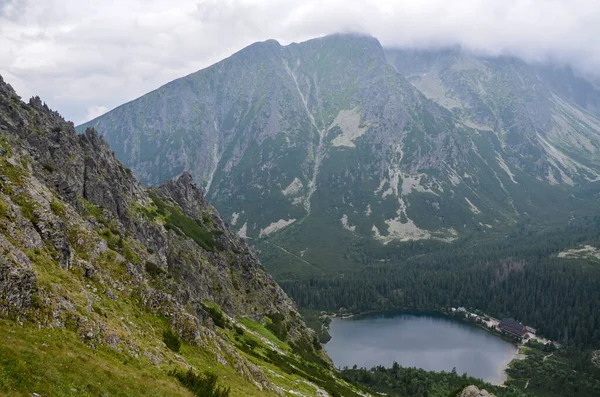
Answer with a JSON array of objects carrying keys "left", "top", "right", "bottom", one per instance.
[
  {"left": 0, "top": 74, "right": 362, "bottom": 396},
  {"left": 78, "top": 34, "right": 600, "bottom": 277}
]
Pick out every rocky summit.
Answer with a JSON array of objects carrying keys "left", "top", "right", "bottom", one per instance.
[
  {"left": 78, "top": 33, "right": 600, "bottom": 277},
  {"left": 0, "top": 74, "right": 373, "bottom": 396}
]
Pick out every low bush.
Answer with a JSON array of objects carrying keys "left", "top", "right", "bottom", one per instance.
[
  {"left": 169, "top": 368, "right": 230, "bottom": 397},
  {"left": 145, "top": 261, "right": 166, "bottom": 277},
  {"left": 150, "top": 194, "right": 219, "bottom": 252},
  {"left": 266, "top": 312, "right": 289, "bottom": 341},
  {"left": 162, "top": 329, "right": 181, "bottom": 353},
  {"left": 201, "top": 303, "right": 227, "bottom": 328},
  {"left": 50, "top": 200, "right": 65, "bottom": 216}
]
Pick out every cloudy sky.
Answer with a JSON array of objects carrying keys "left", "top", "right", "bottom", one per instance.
[{"left": 1, "top": 0, "right": 599, "bottom": 124}]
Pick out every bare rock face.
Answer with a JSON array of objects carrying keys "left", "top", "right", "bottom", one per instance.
[
  {"left": 458, "top": 385, "right": 495, "bottom": 397},
  {"left": 592, "top": 350, "right": 600, "bottom": 368},
  {"left": 0, "top": 238, "right": 36, "bottom": 316}
]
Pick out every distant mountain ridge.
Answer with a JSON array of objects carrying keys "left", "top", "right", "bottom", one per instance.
[{"left": 78, "top": 33, "right": 600, "bottom": 276}]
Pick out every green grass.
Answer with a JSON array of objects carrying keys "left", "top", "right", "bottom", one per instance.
[
  {"left": 50, "top": 199, "right": 66, "bottom": 217},
  {"left": 149, "top": 194, "right": 219, "bottom": 252},
  {"left": 169, "top": 368, "right": 230, "bottom": 397},
  {"left": 201, "top": 302, "right": 228, "bottom": 329},
  {"left": 238, "top": 317, "right": 289, "bottom": 352},
  {"left": 163, "top": 329, "right": 182, "bottom": 353},
  {"left": 0, "top": 320, "right": 192, "bottom": 397},
  {"left": 0, "top": 157, "right": 28, "bottom": 186},
  {"left": 13, "top": 194, "right": 36, "bottom": 222},
  {"left": 82, "top": 199, "right": 104, "bottom": 219},
  {"left": 0, "top": 199, "right": 8, "bottom": 219}
]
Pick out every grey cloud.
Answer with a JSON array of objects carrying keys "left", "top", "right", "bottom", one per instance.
[{"left": 1, "top": 0, "right": 599, "bottom": 124}]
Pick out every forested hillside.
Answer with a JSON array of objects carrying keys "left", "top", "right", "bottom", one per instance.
[{"left": 281, "top": 215, "right": 600, "bottom": 347}]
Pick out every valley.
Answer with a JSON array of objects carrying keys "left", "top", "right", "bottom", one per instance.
[{"left": 2, "top": 27, "right": 600, "bottom": 397}]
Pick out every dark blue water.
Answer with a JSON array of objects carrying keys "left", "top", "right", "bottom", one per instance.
[{"left": 324, "top": 312, "right": 517, "bottom": 384}]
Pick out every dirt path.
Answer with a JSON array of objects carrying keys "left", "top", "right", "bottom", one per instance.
[{"left": 543, "top": 352, "right": 554, "bottom": 362}]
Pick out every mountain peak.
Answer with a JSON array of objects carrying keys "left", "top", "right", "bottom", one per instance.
[
  {"left": 290, "top": 32, "right": 385, "bottom": 60},
  {"left": 78, "top": 35, "right": 600, "bottom": 277}
]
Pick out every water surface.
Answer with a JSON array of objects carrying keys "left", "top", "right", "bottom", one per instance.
[{"left": 325, "top": 312, "right": 517, "bottom": 384}]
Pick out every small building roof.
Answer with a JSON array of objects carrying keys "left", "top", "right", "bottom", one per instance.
[{"left": 499, "top": 318, "right": 528, "bottom": 336}]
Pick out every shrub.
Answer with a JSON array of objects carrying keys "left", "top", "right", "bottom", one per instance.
[
  {"left": 83, "top": 200, "right": 104, "bottom": 219},
  {"left": 14, "top": 195, "right": 35, "bottom": 222},
  {"left": 266, "top": 312, "right": 289, "bottom": 341},
  {"left": 201, "top": 303, "right": 227, "bottom": 328},
  {"left": 0, "top": 200, "right": 8, "bottom": 218},
  {"left": 42, "top": 162, "right": 55, "bottom": 172},
  {"left": 169, "top": 368, "right": 230, "bottom": 397},
  {"left": 145, "top": 261, "right": 166, "bottom": 277},
  {"left": 50, "top": 199, "right": 65, "bottom": 216},
  {"left": 150, "top": 194, "right": 219, "bottom": 251},
  {"left": 163, "top": 329, "right": 181, "bottom": 353},
  {"left": 123, "top": 245, "right": 140, "bottom": 264}
]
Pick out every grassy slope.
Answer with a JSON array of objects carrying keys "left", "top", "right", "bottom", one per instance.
[{"left": 0, "top": 124, "right": 365, "bottom": 397}]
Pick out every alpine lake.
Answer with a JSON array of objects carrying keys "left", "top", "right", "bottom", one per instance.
[{"left": 324, "top": 312, "right": 518, "bottom": 385}]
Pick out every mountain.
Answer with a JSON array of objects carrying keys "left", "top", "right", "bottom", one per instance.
[
  {"left": 78, "top": 34, "right": 600, "bottom": 278},
  {"left": 385, "top": 47, "right": 600, "bottom": 185},
  {"left": 0, "top": 75, "right": 370, "bottom": 396}
]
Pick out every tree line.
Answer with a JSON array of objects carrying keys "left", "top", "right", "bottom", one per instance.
[{"left": 280, "top": 216, "right": 600, "bottom": 348}]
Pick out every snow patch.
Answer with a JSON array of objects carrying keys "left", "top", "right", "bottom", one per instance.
[
  {"left": 464, "top": 197, "right": 481, "bottom": 215},
  {"left": 260, "top": 219, "right": 296, "bottom": 237},
  {"left": 329, "top": 108, "right": 368, "bottom": 147},
  {"left": 365, "top": 204, "right": 372, "bottom": 216},
  {"left": 231, "top": 212, "right": 239, "bottom": 226},
  {"left": 546, "top": 168, "right": 559, "bottom": 185},
  {"left": 292, "top": 197, "right": 304, "bottom": 206},
  {"left": 401, "top": 174, "right": 438, "bottom": 196},
  {"left": 237, "top": 222, "right": 248, "bottom": 239},
  {"left": 375, "top": 179, "right": 387, "bottom": 195},
  {"left": 340, "top": 214, "right": 356, "bottom": 232},
  {"left": 558, "top": 245, "right": 600, "bottom": 260},
  {"left": 282, "top": 177, "right": 303, "bottom": 196},
  {"left": 385, "top": 216, "right": 432, "bottom": 241},
  {"left": 372, "top": 225, "right": 382, "bottom": 239},
  {"left": 373, "top": 198, "right": 457, "bottom": 243},
  {"left": 496, "top": 154, "right": 518, "bottom": 184}
]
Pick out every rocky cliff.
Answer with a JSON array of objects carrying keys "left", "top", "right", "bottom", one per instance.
[{"left": 0, "top": 75, "right": 365, "bottom": 396}]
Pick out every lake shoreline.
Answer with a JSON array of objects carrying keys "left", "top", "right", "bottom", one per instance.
[{"left": 325, "top": 309, "right": 525, "bottom": 386}]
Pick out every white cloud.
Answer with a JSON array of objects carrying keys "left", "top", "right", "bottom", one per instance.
[
  {"left": 84, "top": 105, "right": 108, "bottom": 122},
  {"left": 1, "top": 0, "right": 599, "bottom": 124}
]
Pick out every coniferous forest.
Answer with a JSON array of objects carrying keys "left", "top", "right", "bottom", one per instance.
[{"left": 278, "top": 216, "right": 600, "bottom": 348}]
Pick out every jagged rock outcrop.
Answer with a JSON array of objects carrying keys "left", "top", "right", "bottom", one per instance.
[
  {"left": 458, "top": 385, "right": 495, "bottom": 397},
  {"left": 0, "top": 74, "right": 343, "bottom": 396}
]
